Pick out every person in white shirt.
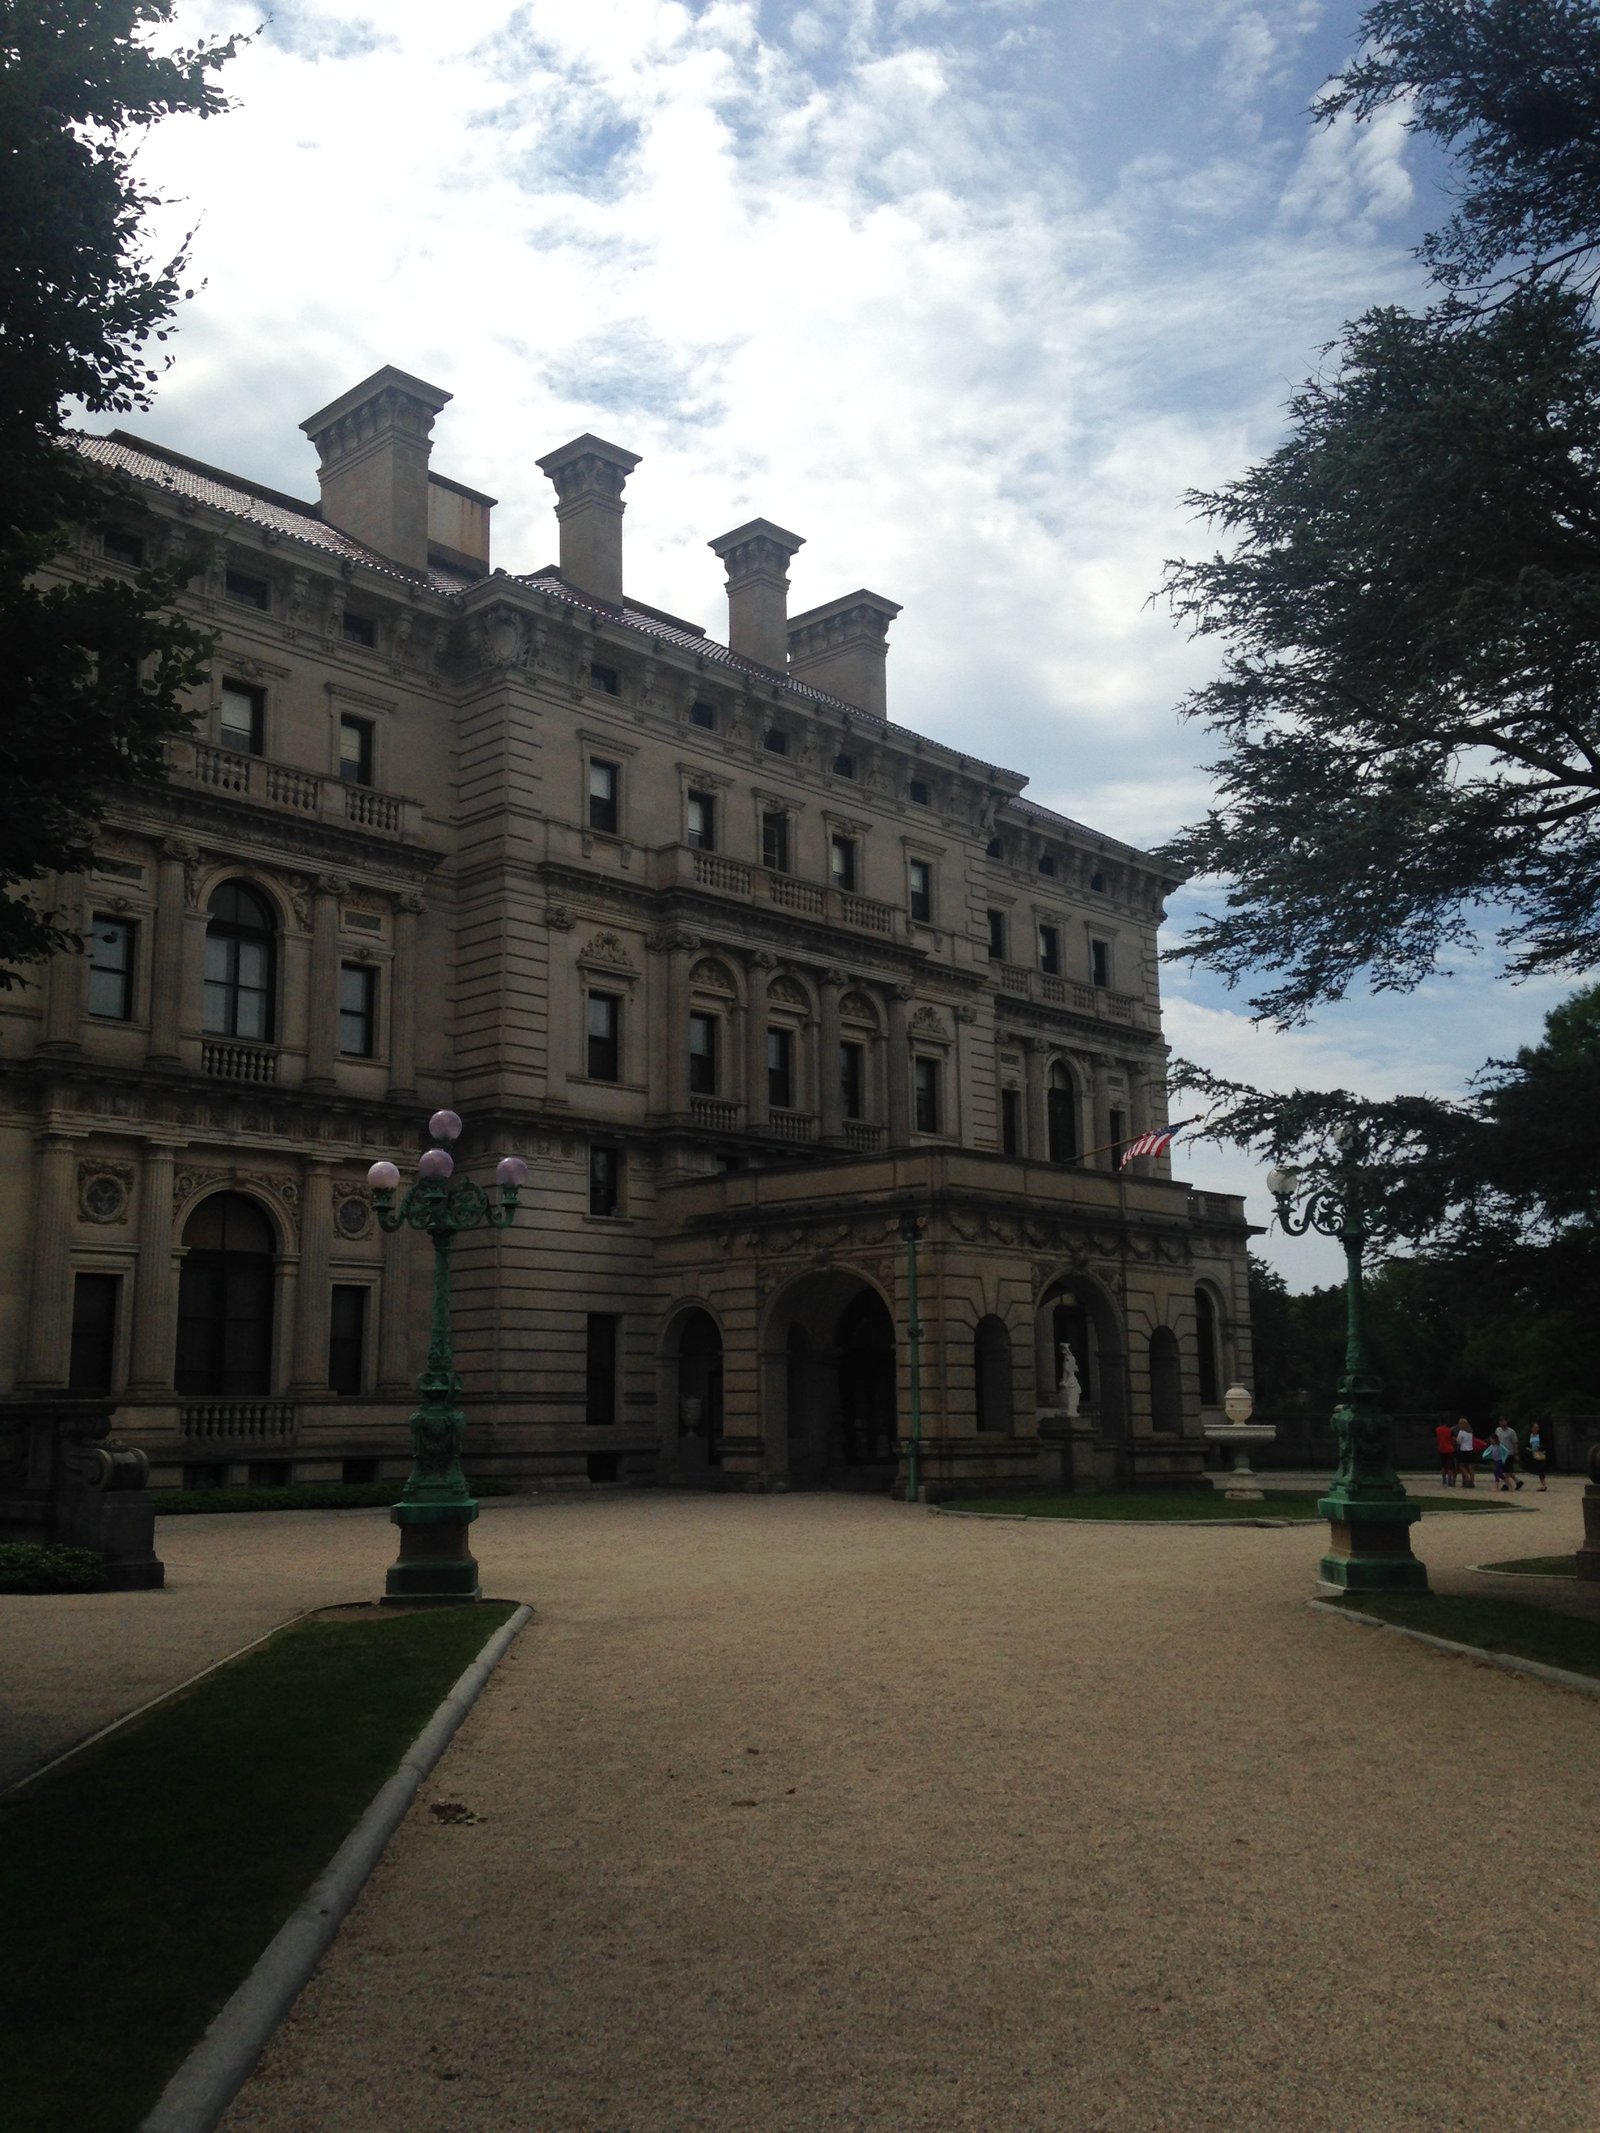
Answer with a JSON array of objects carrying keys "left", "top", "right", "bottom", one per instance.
[
  {"left": 1454, "top": 1419, "right": 1477, "bottom": 1489},
  {"left": 1493, "top": 1416, "right": 1525, "bottom": 1491}
]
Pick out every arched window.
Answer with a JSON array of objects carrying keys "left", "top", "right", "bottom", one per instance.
[
  {"left": 1195, "top": 1288, "right": 1221, "bottom": 1406},
  {"left": 1047, "top": 1062, "right": 1078, "bottom": 1163},
  {"left": 1149, "top": 1326, "right": 1183, "bottom": 1435},
  {"left": 176, "top": 1192, "right": 276, "bottom": 1395},
  {"left": 203, "top": 882, "right": 277, "bottom": 1041},
  {"left": 974, "top": 1316, "right": 1012, "bottom": 1433}
]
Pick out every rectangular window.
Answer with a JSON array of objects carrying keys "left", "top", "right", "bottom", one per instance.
[
  {"left": 588, "top": 759, "right": 620, "bottom": 835},
  {"left": 690, "top": 700, "right": 717, "bottom": 730},
  {"left": 587, "top": 991, "right": 620, "bottom": 1081},
  {"left": 1001, "top": 1087, "right": 1021, "bottom": 1155},
  {"left": 1039, "top": 924, "right": 1061, "bottom": 976},
  {"left": 585, "top": 1313, "right": 619, "bottom": 1426},
  {"left": 987, "top": 909, "right": 1007, "bottom": 961},
  {"left": 688, "top": 1011, "right": 718, "bottom": 1095},
  {"left": 832, "top": 752, "right": 855, "bottom": 779},
  {"left": 908, "top": 778, "right": 930, "bottom": 806},
  {"left": 219, "top": 679, "right": 265, "bottom": 755},
  {"left": 830, "top": 836, "right": 857, "bottom": 893},
  {"left": 1109, "top": 1107, "right": 1127, "bottom": 1162},
  {"left": 589, "top": 662, "right": 621, "bottom": 697},
  {"left": 589, "top": 1145, "right": 622, "bottom": 1217},
  {"left": 103, "top": 528, "right": 145, "bottom": 568},
  {"left": 69, "top": 1272, "right": 119, "bottom": 1395},
  {"left": 328, "top": 1285, "right": 367, "bottom": 1396},
  {"left": 763, "top": 728, "right": 788, "bottom": 755},
  {"left": 1091, "top": 938, "right": 1111, "bottom": 988},
  {"left": 87, "top": 915, "right": 135, "bottom": 1019},
  {"left": 767, "top": 1026, "right": 794, "bottom": 1111},
  {"left": 338, "top": 963, "right": 376, "bottom": 1056},
  {"left": 840, "top": 1040, "right": 864, "bottom": 1121},
  {"left": 225, "top": 567, "right": 271, "bottom": 610},
  {"left": 908, "top": 858, "right": 932, "bottom": 923},
  {"left": 686, "top": 791, "right": 716, "bottom": 851},
  {"left": 913, "top": 1055, "right": 940, "bottom": 1134},
  {"left": 338, "top": 715, "right": 373, "bottom": 785},
  {"left": 341, "top": 611, "right": 376, "bottom": 648},
  {"left": 761, "top": 810, "right": 789, "bottom": 874}
]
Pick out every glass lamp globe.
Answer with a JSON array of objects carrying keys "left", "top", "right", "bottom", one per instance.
[
  {"left": 496, "top": 1156, "right": 529, "bottom": 1189},
  {"left": 367, "top": 1160, "right": 400, "bottom": 1190},
  {"left": 1266, "top": 1166, "right": 1296, "bottom": 1199},
  {"left": 428, "top": 1109, "right": 463, "bottom": 1143},
  {"left": 417, "top": 1147, "right": 454, "bottom": 1180}
]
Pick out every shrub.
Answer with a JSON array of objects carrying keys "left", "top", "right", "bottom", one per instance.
[{"left": 0, "top": 1542, "right": 109, "bottom": 1594}]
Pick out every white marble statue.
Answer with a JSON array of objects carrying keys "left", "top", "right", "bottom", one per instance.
[{"left": 1058, "top": 1343, "right": 1081, "bottom": 1418}]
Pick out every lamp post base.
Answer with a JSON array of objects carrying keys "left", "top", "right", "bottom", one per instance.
[
  {"left": 382, "top": 1499, "right": 481, "bottom": 1605},
  {"left": 1318, "top": 1498, "right": 1428, "bottom": 1592}
]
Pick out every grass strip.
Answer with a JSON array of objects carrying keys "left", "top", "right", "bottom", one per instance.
[
  {"left": 1326, "top": 1591, "right": 1600, "bottom": 1681},
  {"left": 946, "top": 1490, "right": 1518, "bottom": 1522},
  {"left": 151, "top": 1477, "right": 522, "bottom": 1515},
  {"left": 0, "top": 1601, "right": 517, "bottom": 2133},
  {"left": 1470, "top": 1554, "right": 1579, "bottom": 1578}
]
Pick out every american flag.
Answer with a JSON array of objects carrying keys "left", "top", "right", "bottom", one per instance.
[{"left": 1118, "top": 1121, "right": 1187, "bottom": 1169}]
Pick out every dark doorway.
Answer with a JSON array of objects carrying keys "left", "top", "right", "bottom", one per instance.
[
  {"left": 69, "top": 1272, "right": 120, "bottom": 1394},
  {"left": 175, "top": 1193, "right": 275, "bottom": 1396},
  {"left": 974, "top": 1315, "right": 1012, "bottom": 1433},
  {"left": 1149, "top": 1326, "right": 1184, "bottom": 1434},
  {"left": 835, "top": 1289, "right": 897, "bottom": 1470},
  {"left": 676, "top": 1307, "right": 724, "bottom": 1466}
]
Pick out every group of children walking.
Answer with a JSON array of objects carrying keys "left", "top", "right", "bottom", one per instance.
[{"left": 1434, "top": 1416, "right": 1550, "bottom": 1491}]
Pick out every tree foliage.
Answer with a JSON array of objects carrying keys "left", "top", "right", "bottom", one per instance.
[
  {"left": 1162, "top": 0, "right": 1600, "bottom": 1023},
  {"left": 0, "top": 3, "right": 239, "bottom": 984}
]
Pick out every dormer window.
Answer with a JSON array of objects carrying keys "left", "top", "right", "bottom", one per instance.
[
  {"left": 690, "top": 701, "right": 717, "bottom": 730},
  {"left": 589, "top": 662, "right": 621, "bottom": 697},
  {"left": 833, "top": 753, "right": 855, "bottom": 779},
  {"left": 342, "top": 611, "right": 376, "bottom": 648},
  {"left": 103, "top": 528, "right": 145, "bottom": 568},
  {"left": 909, "top": 778, "right": 930, "bottom": 806},
  {"left": 763, "top": 728, "right": 788, "bottom": 755},
  {"left": 1090, "top": 870, "right": 1106, "bottom": 892},
  {"left": 1038, "top": 854, "right": 1057, "bottom": 877}
]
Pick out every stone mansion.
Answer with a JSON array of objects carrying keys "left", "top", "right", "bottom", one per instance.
[{"left": 0, "top": 366, "right": 1253, "bottom": 1496}]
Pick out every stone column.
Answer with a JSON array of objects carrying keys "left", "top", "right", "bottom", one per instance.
[
  {"left": 22, "top": 1132, "right": 81, "bottom": 1384},
  {"left": 39, "top": 873, "right": 87, "bottom": 1055},
  {"left": 388, "top": 891, "right": 423, "bottom": 1098},
  {"left": 379, "top": 1218, "right": 414, "bottom": 1392},
  {"left": 1092, "top": 1058, "right": 1112, "bottom": 1170},
  {"left": 819, "top": 968, "right": 847, "bottom": 1142},
  {"left": 148, "top": 843, "right": 193, "bottom": 1064},
  {"left": 291, "top": 1159, "right": 337, "bottom": 1392},
  {"left": 305, "top": 875, "right": 346, "bottom": 1089},
  {"left": 745, "top": 958, "right": 772, "bottom": 1131},
  {"left": 665, "top": 931, "right": 696, "bottom": 1118},
  {"left": 1024, "top": 1039, "right": 1048, "bottom": 1162},
  {"left": 129, "top": 1140, "right": 181, "bottom": 1392},
  {"left": 887, "top": 985, "right": 914, "bottom": 1145}
]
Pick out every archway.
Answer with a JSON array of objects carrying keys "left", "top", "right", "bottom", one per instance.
[
  {"left": 666, "top": 1306, "right": 724, "bottom": 1474},
  {"left": 974, "top": 1315, "right": 1013, "bottom": 1433},
  {"left": 764, "top": 1269, "right": 898, "bottom": 1490},
  {"left": 175, "top": 1192, "right": 276, "bottom": 1395},
  {"left": 1035, "top": 1272, "right": 1126, "bottom": 1439}
]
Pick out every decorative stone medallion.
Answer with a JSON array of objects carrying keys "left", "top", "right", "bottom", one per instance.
[
  {"left": 335, "top": 1193, "right": 372, "bottom": 1241},
  {"left": 79, "top": 1165, "right": 133, "bottom": 1224}
]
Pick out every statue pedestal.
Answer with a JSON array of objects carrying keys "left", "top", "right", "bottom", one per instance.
[
  {"left": 1318, "top": 1495, "right": 1427, "bottom": 1592},
  {"left": 383, "top": 1499, "right": 481, "bottom": 1605},
  {"left": 1575, "top": 1449, "right": 1600, "bottom": 1581},
  {"left": 1202, "top": 1421, "right": 1277, "bottom": 1501}
]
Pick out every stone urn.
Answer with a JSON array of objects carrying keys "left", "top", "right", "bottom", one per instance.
[{"left": 1203, "top": 1383, "right": 1277, "bottom": 1502}]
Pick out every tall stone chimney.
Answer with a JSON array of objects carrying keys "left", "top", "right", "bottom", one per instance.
[
  {"left": 300, "top": 367, "right": 451, "bottom": 573},
  {"left": 708, "top": 518, "right": 804, "bottom": 671},
  {"left": 534, "top": 435, "right": 641, "bottom": 606},
  {"left": 786, "top": 591, "right": 902, "bottom": 720}
]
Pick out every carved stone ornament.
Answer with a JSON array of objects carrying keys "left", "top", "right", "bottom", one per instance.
[
  {"left": 955, "top": 1004, "right": 979, "bottom": 1024},
  {"left": 314, "top": 873, "right": 351, "bottom": 901},
  {"left": 173, "top": 1167, "right": 301, "bottom": 1238},
  {"left": 334, "top": 1190, "right": 373, "bottom": 1240},
  {"left": 577, "top": 930, "right": 638, "bottom": 973},
  {"left": 285, "top": 878, "right": 313, "bottom": 931},
  {"left": 397, "top": 889, "right": 427, "bottom": 916},
  {"left": 911, "top": 1005, "right": 948, "bottom": 1039},
  {"left": 646, "top": 927, "right": 700, "bottom": 955},
  {"left": 769, "top": 975, "right": 808, "bottom": 1008},
  {"left": 78, "top": 1164, "right": 133, "bottom": 1224},
  {"left": 545, "top": 901, "right": 575, "bottom": 931},
  {"left": 840, "top": 990, "right": 878, "bottom": 1022},
  {"left": 692, "top": 958, "right": 737, "bottom": 991}
]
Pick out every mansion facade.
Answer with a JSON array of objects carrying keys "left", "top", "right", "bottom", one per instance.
[{"left": 0, "top": 366, "right": 1253, "bottom": 1497}]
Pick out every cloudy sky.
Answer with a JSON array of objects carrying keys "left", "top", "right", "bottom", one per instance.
[{"left": 113, "top": 0, "right": 1573, "bottom": 1285}]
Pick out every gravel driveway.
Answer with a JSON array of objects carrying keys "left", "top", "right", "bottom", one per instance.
[{"left": 213, "top": 1489, "right": 1600, "bottom": 2133}]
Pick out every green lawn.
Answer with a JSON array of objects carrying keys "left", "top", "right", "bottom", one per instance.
[
  {"left": 1327, "top": 1591, "right": 1600, "bottom": 1680},
  {"left": 945, "top": 1490, "right": 1520, "bottom": 1522},
  {"left": 151, "top": 1477, "right": 523, "bottom": 1515},
  {"left": 0, "top": 1602, "right": 518, "bottom": 2133},
  {"left": 1471, "top": 1554, "right": 1579, "bottom": 1578}
]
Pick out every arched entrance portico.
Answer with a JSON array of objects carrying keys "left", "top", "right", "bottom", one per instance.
[
  {"left": 660, "top": 1304, "right": 724, "bottom": 1478},
  {"left": 1035, "top": 1269, "right": 1126, "bottom": 1449},
  {"left": 762, "top": 1269, "right": 898, "bottom": 1491}
]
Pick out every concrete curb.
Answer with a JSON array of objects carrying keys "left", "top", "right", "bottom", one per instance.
[
  {"left": 138, "top": 1602, "right": 533, "bottom": 2133},
  {"left": 931, "top": 1507, "right": 1295, "bottom": 1529},
  {"left": 1309, "top": 1598, "right": 1600, "bottom": 1701}
]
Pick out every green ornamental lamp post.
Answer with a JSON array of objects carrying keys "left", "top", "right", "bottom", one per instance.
[
  {"left": 368, "top": 1110, "right": 527, "bottom": 1605},
  {"left": 1268, "top": 1132, "right": 1428, "bottom": 1593}
]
